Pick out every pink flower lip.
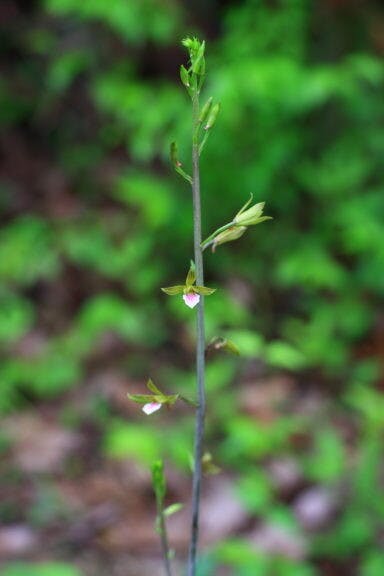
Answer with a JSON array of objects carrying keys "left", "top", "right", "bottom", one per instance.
[
  {"left": 183, "top": 292, "right": 200, "bottom": 309},
  {"left": 142, "top": 402, "right": 162, "bottom": 415}
]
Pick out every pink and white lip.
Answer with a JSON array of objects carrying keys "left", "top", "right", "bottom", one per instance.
[
  {"left": 142, "top": 402, "right": 162, "bottom": 415},
  {"left": 183, "top": 292, "right": 200, "bottom": 309}
]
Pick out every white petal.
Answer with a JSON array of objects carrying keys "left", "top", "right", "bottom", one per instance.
[
  {"left": 183, "top": 293, "right": 200, "bottom": 309},
  {"left": 142, "top": 402, "right": 162, "bottom": 415}
]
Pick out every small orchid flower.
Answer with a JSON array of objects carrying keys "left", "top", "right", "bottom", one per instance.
[
  {"left": 161, "top": 262, "right": 216, "bottom": 309},
  {"left": 128, "top": 379, "right": 179, "bottom": 415}
]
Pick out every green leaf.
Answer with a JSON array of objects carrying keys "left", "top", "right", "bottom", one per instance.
[
  {"left": 163, "top": 502, "right": 184, "bottom": 516},
  {"left": 266, "top": 340, "right": 306, "bottom": 370},
  {"left": 152, "top": 459, "right": 166, "bottom": 502},
  {"left": 195, "top": 286, "right": 216, "bottom": 295},
  {"left": 161, "top": 285, "right": 185, "bottom": 295},
  {"left": 104, "top": 422, "right": 160, "bottom": 464},
  {"left": 0, "top": 563, "right": 82, "bottom": 576}
]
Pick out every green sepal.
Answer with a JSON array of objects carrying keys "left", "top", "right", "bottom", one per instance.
[
  {"left": 185, "top": 261, "right": 196, "bottom": 287},
  {"left": 164, "top": 503, "right": 184, "bottom": 517},
  {"left": 146, "top": 378, "right": 163, "bottom": 395},
  {"left": 127, "top": 393, "right": 156, "bottom": 404},
  {"left": 180, "top": 65, "right": 190, "bottom": 87},
  {"left": 161, "top": 285, "right": 185, "bottom": 295},
  {"left": 163, "top": 394, "right": 180, "bottom": 405},
  {"left": 253, "top": 216, "right": 273, "bottom": 225},
  {"left": 234, "top": 200, "right": 272, "bottom": 226},
  {"left": 235, "top": 193, "right": 254, "bottom": 217},
  {"left": 128, "top": 391, "right": 179, "bottom": 405},
  {"left": 194, "top": 286, "right": 216, "bottom": 296},
  {"left": 236, "top": 201, "right": 265, "bottom": 223}
]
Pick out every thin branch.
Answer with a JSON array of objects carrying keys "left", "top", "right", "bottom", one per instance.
[{"left": 158, "top": 506, "right": 174, "bottom": 576}]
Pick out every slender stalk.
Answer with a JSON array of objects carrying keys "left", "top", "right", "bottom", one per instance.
[
  {"left": 158, "top": 506, "right": 173, "bottom": 576},
  {"left": 200, "top": 220, "right": 235, "bottom": 251},
  {"left": 187, "top": 92, "right": 206, "bottom": 576}
]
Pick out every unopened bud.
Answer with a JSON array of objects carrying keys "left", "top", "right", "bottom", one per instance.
[
  {"left": 170, "top": 141, "right": 181, "bottom": 167},
  {"left": 191, "top": 40, "right": 205, "bottom": 75},
  {"left": 212, "top": 225, "right": 246, "bottom": 250},
  {"left": 199, "top": 97, "right": 213, "bottom": 125},
  {"left": 180, "top": 65, "right": 190, "bottom": 88},
  {"left": 204, "top": 103, "right": 220, "bottom": 130}
]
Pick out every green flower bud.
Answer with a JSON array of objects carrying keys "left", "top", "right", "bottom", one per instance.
[
  {"left": 170, "top": 141, "right": 181, "bottom": 167},
  {"left": 180, "top": 65, "right": 190, "bottom": 88},
  {"left": 212, "top": 225, "right": 246, "bottom": 251},
  {"left": 198, "top": 97, "right": 213, "bottom": 125},
  {"left": 208, "top": 336, "right": 241, "bottom": 356},
  {"left": 191, "top": 40, "right": 205, "bottom": 75},
  {"left": 181, "top": 36, "right": 200, "bottom": 53},
  {"left": 204, "top": 103, "right": 220, "bottom": 130}
]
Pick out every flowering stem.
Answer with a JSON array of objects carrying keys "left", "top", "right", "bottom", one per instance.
[
  {"left": 187, "top": 92, "right": 206, "bottom": 576},
  {"left": 158, "top": 505, "right": 173, "bottom": 576}
]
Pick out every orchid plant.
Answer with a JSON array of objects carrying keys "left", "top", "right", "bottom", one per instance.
[{"left": 128, "top": 37, "right": 271, "bottom": 576}]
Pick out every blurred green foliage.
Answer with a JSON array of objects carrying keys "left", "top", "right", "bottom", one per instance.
[
  {"left": 0, "top": 564, "right": 82, "bottom": 576},
  {"left": 1, "top": 0, "right": 384, "bottom": 575}
]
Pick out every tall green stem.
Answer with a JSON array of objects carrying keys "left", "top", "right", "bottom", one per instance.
[
  {"left": 158, "top": 506, "right": 173, "bottom": 576},
  {"left": 187, "top": 93, "right": 206, "bottom": 576}
]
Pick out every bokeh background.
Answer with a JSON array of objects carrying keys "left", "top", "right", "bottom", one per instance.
[{"left": 1, "top": 1, "right": 384, "bottom": 575}]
